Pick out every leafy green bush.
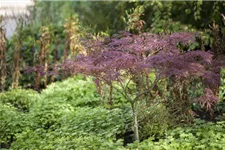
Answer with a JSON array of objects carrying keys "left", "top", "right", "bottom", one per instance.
[
  {"left": 41, "top": 76, "right": 101, "bottom": 107},
  {"left": 0, "top": 103, "right": 28, "bottom": 148},
  {"left": 138, "top": 103, "right": 175, "bottom": 140},
  {"left": 0, "top": 76, "right": 130, "bottom": 149},
  {"left": 219, "top": 68, "right": 225, "bottom": 101},
  {"left": 59, "top": 107, "right": 127, "bottom": 139},
  {"left": 28, "top": 100, "right": 74, "bottom": 130},
  {"left": 216, "top": 68, "right": 225, "bottom": 117},
  {"left": 215, "top": 101, "right": 225, "bottom": 116},
  {"left": 11, "top": 106, "right": 128, "bottom": 149},
  {"left": 11, "top": 129, "right": 126, "bottom": 150},
  {"left": 216, "top": 113, "right": 225, "bottom": 121},
  {"left": 0, "top": 88, "right": 39, "bottom": 112},
  {"left": 0, "top": 89, "right": 39, "bottom": 148},
  {"left": 128, "top": 120, "right": 225, "bottom": 150}
]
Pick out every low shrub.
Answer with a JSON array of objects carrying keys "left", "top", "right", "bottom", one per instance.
[
  {"left": 215, "top": 101, "right": 225, "bottom": 116},
  {"left": 41, "top": 76, "right": 101, "bottom": 107},
  {"left": 128, "top": 120, "right": 225, "bottom": 150},
  {"left": 138, "top": 103, "right": 175, "bottom": 140},
  {"left": 11, "top": 106, "right": 129, "bottom": 150},
  {"left": 216, "top": 113, "right": 225, "bottom": 121},
  {"left": 59, "top": 107, "right": 127, "bottom": 139},
  {"left": 0, "top": 103, "right": 28, "bottom": 148},
  {"left": 28, "top": 100, "right": 74, "bottom": 130},
  {"left": 219, "top": 68, "right": 225, "bottom": 101},
  {"left": 11, "top": 129, "right": 126, "bottom": 150},
  {"left": 0, "top": 88, "right": 39, "bottom": 112}
]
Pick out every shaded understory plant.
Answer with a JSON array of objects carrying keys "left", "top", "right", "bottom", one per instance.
[
  {"left": 0, "top": 88, "right": 40, "bottom": 148},
  {"left": 62, "top": 31, "right": 222, "bottom": 141},
  {"left": 219, "top": 68, "right": 225, "bottom": 101},
  {"left": 0, "top": 88, "right": 39, "bottom": 112},
  {"left": 128, "top": 119, "right": 225, "bottom": 150}
]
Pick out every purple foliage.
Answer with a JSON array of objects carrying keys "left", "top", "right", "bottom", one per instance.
[
  {"left": 64, "top": 32, "right": 214, "bottom": 80},
  {"left": 195, "top": 88, "right": 219, "bottom": 114},
  {"left": 60, "top": 31, "right": 224, "bottom": 112}
]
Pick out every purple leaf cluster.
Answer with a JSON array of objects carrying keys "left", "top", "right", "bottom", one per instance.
[
  {"left": 64, "top": 32, "right": 213, "bottom": 79},
  {"left": 195, "top": 88, "right": 219, "bottom": 115}
]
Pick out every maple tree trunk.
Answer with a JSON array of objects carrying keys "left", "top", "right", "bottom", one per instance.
[
  {"left": 108, "top": 83, "right": 113, "bottom": 106},
  {"left": 131, "top": 103, "right": 139, "bottom": 141}
]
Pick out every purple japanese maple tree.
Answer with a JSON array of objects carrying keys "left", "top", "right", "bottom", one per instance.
[{"left": 62, "top": 31, "right": 221, "bottom": 141}]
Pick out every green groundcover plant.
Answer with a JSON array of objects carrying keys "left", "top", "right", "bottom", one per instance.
[
  {"left": 41, "top": 76, "right": 101, "bottom": 107},
  {"left": 11, "top": 129, "right": 126, "bottom": 150},
  {"left": 10, "top": 107, "right": 128, "bottom": 150},
  {"left": 127, "top": 120, "right": 225, "bottom": 150},
  {"left": 0, "top": 76, "right": 132, "bottom": 149},
  {"left": 0, "top": 88, "right": 40, "bottom": 112},
  {"left": 0, "top": 103, "right": 28, "bottom": 148}
]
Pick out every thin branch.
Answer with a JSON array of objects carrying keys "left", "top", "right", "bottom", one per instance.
[
  {"left": 117, "top": 76, "right": 134, "bottom": 102},
  {"left": 133, "top": 74, "right": 161, "bottom": 102},
  {"left": 94, "top": 76, "right": 133, "bottom": 103}
]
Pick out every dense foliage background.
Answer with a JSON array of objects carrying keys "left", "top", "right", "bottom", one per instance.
[{"left": 1, "top": 1, "right": 225, "bottom": 149}]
